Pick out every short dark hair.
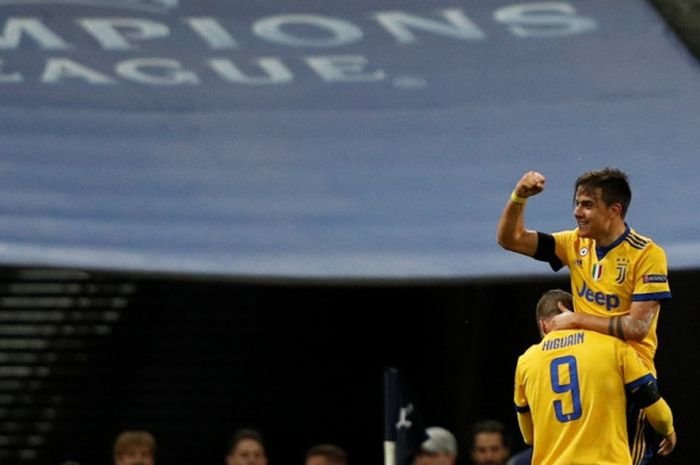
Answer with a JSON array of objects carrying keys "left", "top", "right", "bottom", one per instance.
[
  {"left": 574, "top": 167, "right": 631, "bottom": 217},
  {"left": 468, "top": 419, "right": 511, "bottom": 450},
  {"left": 536, "top": 289, "right": 573, "bottom": 322},
  {"left": 306, "top": 444, "right": 348, "bottom": 465},
  {"left": 229, "top": 428, "right": 265, "bottom": 454}
]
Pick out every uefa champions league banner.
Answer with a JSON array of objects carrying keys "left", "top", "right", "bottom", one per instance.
[
  {"left": 0, "top": 0, "right": 602, "bottom": 109},
  {"left": 1, "top": 1, "right": 699, "bottom": 277}
]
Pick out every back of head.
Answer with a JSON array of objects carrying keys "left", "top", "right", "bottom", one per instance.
[
  {"left": 574, "top": 167, "right": 631, "bottom": 217},
  {"left": 536, "top": 289, "right": 573, "bottom": 322},
  {"left": 305, "top": 444, "right": 348, "bottom": 465},
  {"left": 421, "top": 427, "right": 457, "bottom": 456}
]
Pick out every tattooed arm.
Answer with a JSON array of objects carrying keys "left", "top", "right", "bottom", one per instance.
[{"left": 550, "top": 300, "right": 658, "bottom": 341}]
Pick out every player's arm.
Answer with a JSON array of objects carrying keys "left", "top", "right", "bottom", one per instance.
[
  {"left": 605, "top": 244, "right": 670, "bottom": 341},
  {"left": 612, "top": 300, "right": 659, "bottom": 341},
  {"left": 645, "top": 398, "right": 676, "bottom": 456},
  {"left": 514, "top": 362, "right": 533, "bottom": 445},
  {"left": 628, "top": 376, "right": 676, "bottom": 456},
  {"left": 550, "top": 300, "right": 658, "bottom": 341},
  {"left": 496, "top": 171, "right": 546, "bottom": 256},
  {"left": 515, "top": 409, "right": 533, "bottom": 445}
]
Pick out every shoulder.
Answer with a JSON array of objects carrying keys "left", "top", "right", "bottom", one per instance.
[
  {"left": 627, "top": 228, "right": 666, "bottom": 253},
  {"left": 520, "top": 344, "right": 540, "bottom": 357},
  {"left": 517, "top": 344, "right": 540, "bottom": 365},
  {"left": 580, "top": 330, "right": 617, "bottom": 351},
  {"left": 621, "top": 229, "right": 669, "bottom": 269},
  {"left": 626, "top": 229, "right": 652, "bottom": 248},
  {"left": 552, "top": 229, "right": 577, "bottom": 241}
]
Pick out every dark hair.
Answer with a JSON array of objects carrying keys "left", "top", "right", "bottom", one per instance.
[
  {"left": 306, "top": 444, "right": 348, "bottom": 465},
  {"left": 229, "top": 428, "right": 265, "bottom": 454},
  {"left": 574, "top": 167, "right": 631, "bottom": 217},
  {"left": 468, "top": 419, "right": 511, "bottom": 450},
  {"left": 536, "top": 289, "right": 573, "bottom": 322}
]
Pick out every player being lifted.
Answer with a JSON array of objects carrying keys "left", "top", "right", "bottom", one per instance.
[
  {"left": 497, "top": 168, "right": 672, "bottom": 464},
  {"left": 514, "top": 289, "right": 675, "bottom": 465}
]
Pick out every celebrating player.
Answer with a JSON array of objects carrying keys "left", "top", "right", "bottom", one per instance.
[{"left": 497, "top": 167, "right": 672, "bottom": 463}]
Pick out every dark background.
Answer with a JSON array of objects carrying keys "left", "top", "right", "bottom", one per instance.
[{"left": 0, "top": 266, "right": 695, "bottom": 465}]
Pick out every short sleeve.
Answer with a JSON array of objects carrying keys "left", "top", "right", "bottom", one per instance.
[
  {"left": 514, "top": 359, "right": 529, "bottom": 412},
  {"left": 632, "top": 244, "right": 672, "bottom": 302},
  {"left": 619, "top": 341, "right": 654, "bottom": 387}
]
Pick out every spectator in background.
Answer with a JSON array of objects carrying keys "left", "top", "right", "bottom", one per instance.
[
  {"left": 113, "top": 430, "right": 156, "bottom": 465},
  {"left": 467, "top": 420, "right": 510, "bottom": 465},
  {"left": 414, "top": 426, "right": 457, "bottom": 465},
  {"left": 305, "top": 444, "right": 348, "bottom": 465},
  {"left": 226, "top": 428, "right": 268, "bottom": 465}
]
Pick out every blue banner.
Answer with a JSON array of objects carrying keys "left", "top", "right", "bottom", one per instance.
[{"left": 1, "top": 1, "right": 699, "bottom": 277}]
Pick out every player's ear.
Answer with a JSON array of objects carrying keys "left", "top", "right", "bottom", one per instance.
[
  {"left": 557, "top": 301, "right": 570, "bottom": 312},
  {"left": 609, "top": 202, "right": 623, "bottom": 218}
]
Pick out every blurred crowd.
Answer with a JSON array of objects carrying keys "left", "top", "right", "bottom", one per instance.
[{"left": 113, "top": 418, "right": 529, "bottom": 465}]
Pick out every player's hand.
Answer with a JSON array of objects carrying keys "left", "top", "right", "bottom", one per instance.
[
  {"left": 658, "top": 430, "right": 676, "bottom": 456},
  {"left": 548, "top": 303, "right": 577, "bottom": 331},
  {"left": 514, "top": 171, "right": 546, "bottom": 198}
]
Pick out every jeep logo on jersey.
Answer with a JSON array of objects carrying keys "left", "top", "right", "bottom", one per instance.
[{"left": 577, "top": 281, "right": 620, "bottom": 311}]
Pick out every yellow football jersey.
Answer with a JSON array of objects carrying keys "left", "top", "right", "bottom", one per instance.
[
  {"left": 551, "top": 226, "right": 671, "bottom": 372},
  {"left": 514, "top": 329, "right": 655, "bottom": 465}
]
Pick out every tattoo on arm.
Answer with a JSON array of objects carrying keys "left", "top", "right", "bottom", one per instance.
[
  {"left": 616, "top": 317, "right": 625, "bottom": 339},
  {"left": 609, "top": 316, "right": 625, "bottom": 339}
]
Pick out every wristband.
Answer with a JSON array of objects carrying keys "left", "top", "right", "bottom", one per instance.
[{"left": 511, "top": 191, "right": 527, "bottom": 205}]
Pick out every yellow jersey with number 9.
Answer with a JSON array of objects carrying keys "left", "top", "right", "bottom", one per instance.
[{"left": 515, "top": 329, "right": 655, "bottom": 465}]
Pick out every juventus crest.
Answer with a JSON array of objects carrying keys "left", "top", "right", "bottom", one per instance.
[{"left": 615, "top": 258, "right": 629, "bottom": 284}]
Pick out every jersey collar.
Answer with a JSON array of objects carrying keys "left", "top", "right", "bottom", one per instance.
[{"left": 595, "top": 224, "right": 630, "bottom": 260}]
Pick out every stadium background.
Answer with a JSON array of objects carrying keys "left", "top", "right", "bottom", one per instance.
[
  {"left": 0, "top": 267, "right": 697, "bottom": 464},
  {"left": 1, "top": 0, "right": 699, "bottom": 464}
]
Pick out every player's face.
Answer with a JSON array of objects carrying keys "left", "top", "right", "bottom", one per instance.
[
  {"left": 470, "top": 432, "right": 509, "bottom": 465},
  {"left": 115, "top": 447, "right": 154, "bottom": 465},
  {"left": 573, "top": 187, "right": 618, "bottom": 242},
  {"left": 306, "top": 456, "right": 332, "bottom": 465},
  {"left": 226, "top": 439, "right": 268, "bottom": 465}
]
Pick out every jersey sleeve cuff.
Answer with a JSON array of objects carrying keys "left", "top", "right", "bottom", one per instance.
[
  {"left": 631, "top": 292, "right": 672, "bottom": 302},
  {"left": 626, "top": 373, "right": 656, "bottom": 391},
  {"left": 514, "top": 404, "right": 530, "bottom": 413},
  {"left": 533, "top": 232, "right": 564, "bottom": 271}
]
